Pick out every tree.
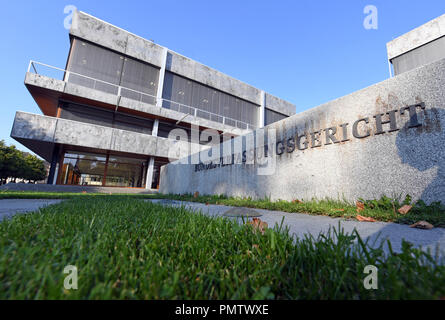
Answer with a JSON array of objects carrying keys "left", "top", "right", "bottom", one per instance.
[
  {"left": 0, "top": 140, "right": 47, "bottom": 184},
  {"left": 23, "top": 154, "right": 46, "bottom": 183}
]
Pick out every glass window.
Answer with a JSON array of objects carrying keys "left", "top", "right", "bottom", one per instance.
[
  {"left": 113, "top": 113, "right": 153, "bottom": 135},
  {"left": 59, "top": 151, "right": 147, "bottom": 188},
  {"left": 162, "top": 71, "right": 259, "bottom": 127},
  {"left": 60, "top": 152, "right": 107, "bottom": 186},
  {"left": 120, "top": 57, "right": 159, "bottom": 105},
  {"left": 60, "top": 103, "right": 154, "bottom": 135},
  {"left": 265, "top": 108, "right": 288, "bottom": 125},
  {"left": 59, "top": 103, "right": 114, "bottom": 127},
  {"left": 106, "top": 156, "right": 147, "bottom": 188},
  {"left": 67, "top": 39, "right": 123, "bottom": 94}
]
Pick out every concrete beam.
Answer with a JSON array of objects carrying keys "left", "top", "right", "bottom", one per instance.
[
  {"left": 10, "top": 111, "right": 207, "bottom": 161},
  {"left": 387, "top": 14, "right": 445, "bottom": 60}
]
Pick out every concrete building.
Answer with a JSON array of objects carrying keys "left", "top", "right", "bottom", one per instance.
[
  {"left": 160, "top": 14, "right": 445, "bottom": 204},
  {"left": 10, "top": 11, "right": 295, "bottom": 190},
  {"left": 388, "top": 14, "right": 445, "bottom": 76}
]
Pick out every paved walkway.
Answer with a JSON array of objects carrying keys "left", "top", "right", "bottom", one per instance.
[
  {"left": 0, "top": 199, "right": 63, "bottom": 221},
  {"left": 0, "top": 183, "right": 158, "bottom": 194},
  {"left": 148, "top": 199, "right": 445, "bottom": 259},
  {"left": 2, "top": 198, "right": 443, "bottom": 259}
]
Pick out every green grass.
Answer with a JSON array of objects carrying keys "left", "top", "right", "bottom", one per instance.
[
  {"left": 1, "top": 190, "right": 444, "bottom": 227},
  {"left": 0, "top": 197, "right": 444, "bottom": 299},
  {"left": 151, "top": 193, "right": 445, "bottom": 228}
]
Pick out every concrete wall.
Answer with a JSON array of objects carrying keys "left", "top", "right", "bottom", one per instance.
[
  {"left": 160, "top": 57, "right": 445, "bottom": 204},
  {"left": 70, "top": 10, "right": 295, "bottom": 116},
  {"left": 11, "top": 112, "right": 208, "bottom": 160}
]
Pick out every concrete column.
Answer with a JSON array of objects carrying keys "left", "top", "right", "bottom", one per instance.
[
  {"left": 156, "top": 47, "right": 168, "bottom": 107},
  {"left": 53, "top": 164, "right": 59, "bottom": 185},
  {"left": 145, "top": 157, "right": 155, "bottom": 190},
  {"left": 152, "top": 119, "right": 159, "bottom": 136},
  {"left": 146, "top": 46, "right": 166, "bottom": 189},
  {"left": 47, "top": 144, "right": 60, "bottom": 185},
  {"left": 145, "top": 118, "right": 160, "bottom": 189},
  {"left": 259, "top": 90, "right": 266, "bottom": 128}
]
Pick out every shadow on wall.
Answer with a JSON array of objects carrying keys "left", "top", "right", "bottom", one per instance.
[{"left": 396, "top": 106, "right": 445, "bottom": 204}]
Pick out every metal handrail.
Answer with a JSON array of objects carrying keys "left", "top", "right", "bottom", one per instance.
[{"left": 28, "top": 60, "right": 256, "bottom": 130}]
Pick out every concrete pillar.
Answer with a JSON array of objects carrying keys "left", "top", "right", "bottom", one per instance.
[
  {"left": 145, "top": 117, "right": 160, "bottom": 190},
  {"left": 53, "top": 164, "right": 59, "bottom": 185},
  {"left": 156, "top": 47, "right": 168, "bottom": 108},
  {"left": 144, "top": 46, "right": 166, "bottom": 190},
  {"left": 259, "top": 90, "right": 266, "bottom": 128},
  {"left": 152, "top": 119, "right": 159, "bottom": 136},
  {"left": 145, "top": 157, "right": 155, "bottom": 189},
  {"left": 47, "top": 144, "right": 60, "bottom": 185}
]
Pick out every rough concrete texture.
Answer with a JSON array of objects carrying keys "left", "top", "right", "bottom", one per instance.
[
  {"left": 25, "top": 72, "right": 65, "bottom": 93},
  {"left": 0, "top": 183, "right": 158, "bottom": 194},
  {"left": 148, "top": 199, "right": 445, "bottom": 259},
  {"left": 387, "top": 14, "right": 445, "bottom": 60},
  {"left": 0, "top": 199, "right": 63, "bottom": 221},
  {"left": 160, "top": 57, "right": 445, "bottom": 204},
  {"left": 71, "top": 11, "right": 163, "bottom": 67},
  {"left": 10, "top": 111, "right": 207, "bottom": 161},
  {"left": 265, "top": 93, "right": 296, "bottom": 116},
  {"left": 64, "top": 82, "right": 119, "bottom": 106},
  {"left": 11, "top": 112, "right": 57, "bottom": 143},
  {"left": 69, "top": 11, "right": 295, "bottom": 115}
]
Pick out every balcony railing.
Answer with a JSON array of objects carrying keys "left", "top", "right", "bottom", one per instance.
[{"left": 28, "top": 60, "right": 256, "bottom": 131}]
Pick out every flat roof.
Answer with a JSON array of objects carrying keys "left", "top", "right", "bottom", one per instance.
[{"left": 387, "top": 14, "right": 445, "bottom": 60}]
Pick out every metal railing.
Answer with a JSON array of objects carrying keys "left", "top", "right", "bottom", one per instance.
[{"left": 28, "top": 60, "right": 256, "bottom": 131}]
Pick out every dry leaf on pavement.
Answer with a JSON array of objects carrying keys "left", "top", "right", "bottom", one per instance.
[
  {"left": 409, "top": 221, "right": 434, "bottom": 230},
  {"left": 356, "top": 215, "right": 377, "bottom": 222}
]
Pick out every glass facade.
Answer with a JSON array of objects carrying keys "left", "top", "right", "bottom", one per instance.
[
  {"left": 162, "top": 71, "right": 259, "bottom": 128},
  {"left": 265, "top": 108, "right": 287, "bottom": 125},
  {"left": 59, "top": 151, "right": 147, "bottom": 188},
  {"left": 66, "top": 38, "right": 262, "bottom": 129},
  {"left": 67, "top": 39, "right": 159, "bottom": 101},
  {"left": 59, "top": 102, "right": 154, "bottom": 135}
]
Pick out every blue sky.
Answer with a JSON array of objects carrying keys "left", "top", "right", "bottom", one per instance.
[{"left": 1, "top": 0, "right": 444, "bottom": 153}]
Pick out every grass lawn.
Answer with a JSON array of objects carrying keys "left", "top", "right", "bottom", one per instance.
[
  {"left": 0, "top": 197, "right": 444, "bottom": 299},
  {"left": 1, "top": 190, "right": 444, "bottom": 227}
]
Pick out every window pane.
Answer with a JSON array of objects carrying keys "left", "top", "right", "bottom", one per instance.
[
  {"left": 68, "top": 39, "right": 123, "bottom": 90},
  {"left": 106, "top": 157, "right": 147, "bottom": 188},
  {"left": 120, "top": 57, "right": 159, "bottom": 98},
  {"left": 265, "top": 108, "right": 287, "bottom": 125},
  {"left": 60, "top": 151, "right": 107, "bottom": 186},
  {"left": 60, "top": 103, "right": 114, "bottom": 127}
]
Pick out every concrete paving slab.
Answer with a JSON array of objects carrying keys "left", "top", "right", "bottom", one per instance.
[
  {"left": 0, "top": 199, "right": 63, "bottom": 221},
  {"left": 147, "top": 199, "right": 445, "bottom": 259}
]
